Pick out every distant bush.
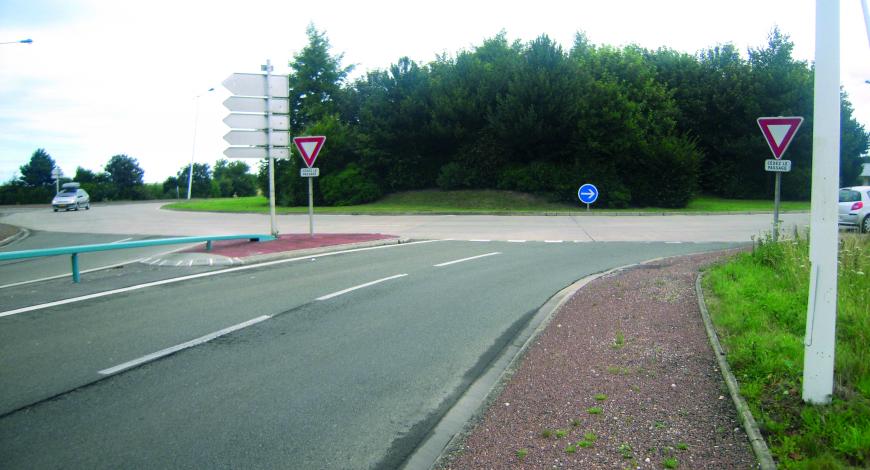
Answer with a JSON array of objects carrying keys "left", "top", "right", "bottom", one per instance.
[{"left": 321, "top": 165, "right": 382, "bottom": 206}]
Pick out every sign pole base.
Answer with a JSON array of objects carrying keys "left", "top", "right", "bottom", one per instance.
[
  {"left": 773, "top": 172, "right": 781, "bottom": 242},
  {"left": 308, "top": 177, "right": 314, "bottom": 237}
]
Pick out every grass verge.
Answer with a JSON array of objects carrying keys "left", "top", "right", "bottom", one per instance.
[
  {"left": 162, "top": 190, "right": 810, "bottom": 215},
  {"left": 703, "top": 232, "right": 870, "bottom": 468}
]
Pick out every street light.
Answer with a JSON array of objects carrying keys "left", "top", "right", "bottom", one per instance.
[
  {"left": 0, "top": 38, "right": 33, "bottom": 45},
  {"left": 187, "top": 87, "right": 214, "bottom": 200}
]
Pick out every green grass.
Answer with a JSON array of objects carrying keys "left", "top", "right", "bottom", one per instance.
[
  {"left": 587, "top": 406, "right": 603, "bottom": 415},
  {"left": 161, "top": 191, "right": 810, "bottom": 215},
  {"left": 703, "top": 232, "right": 870, "bottom": 469}
]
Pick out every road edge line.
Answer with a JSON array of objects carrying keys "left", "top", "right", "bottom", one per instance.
[{"left": 695, "top": 272, "right": 776, "bottom": 470}]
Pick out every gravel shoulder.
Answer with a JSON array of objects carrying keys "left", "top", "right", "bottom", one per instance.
[{"left": 441, "top": 250, "right": 757, "bottom": 469}]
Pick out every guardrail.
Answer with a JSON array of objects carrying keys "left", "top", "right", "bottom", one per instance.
[{"left": 0, "top": 234, "right": 275, "bottom": 283}]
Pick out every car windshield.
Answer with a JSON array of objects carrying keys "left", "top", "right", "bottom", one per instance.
[{"left": 57, "top": 189, "right": 76, "bottom": 196}]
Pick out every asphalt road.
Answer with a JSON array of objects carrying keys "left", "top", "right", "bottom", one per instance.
[
  {"left": 0, "top": 230, "right": 199, "bottom": 287},
  {"left": 0, "top": 238, "right": 740, "bottom": 469},
  {"left": 0, "top": 202, "right": 810, "bottom": 242}
]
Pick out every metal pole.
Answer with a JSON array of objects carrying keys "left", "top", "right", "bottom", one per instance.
[
  {"left": 803, "top": 0, "right": 840, "bottom": 405},
  {"left": 773, "top": 172, "right": 781, "bottom": 241},
  {"left": 187, "top": 95, "right": 201, "bottom": 200},
  {"left": 308, "top": 177, "right": 314, "bottom": 236},
  {"left": 264, "top": 59, "right": 278, "bottom": 237},
  {"left": 71, "top": 253, "right": 80, "bottom": 283}
]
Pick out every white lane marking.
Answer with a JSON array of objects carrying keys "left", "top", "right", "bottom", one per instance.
[
  {"left": 175, "top": 261, "right": 183, "bottom": 267},
  {"left": 434, "top": 252, "right": 501, "bottom": 267},
  {"left": 110, "top": 237, "right": 134, "bottom": 244},
  {"left": 0, "top": 239, "right": 444, "bottom": 319},
  {"left": 469, "top": 239, "right": 491, "bottom": 242},
  {"left": 507, "top": 240, "right": 526, "bottom": 243},
  {"left": 544, "top": 240, "right": 563, "bottom": 243},
  {"left": 98, "top": 315, "right": 271, "bottom": 375},
  {"left": 666, "top": 241, "right": 682, "bottom": 244},
  {"left": 316, "top": 274, "right": 407, "bottom": 301},
  {"left": 0, "top": 258, "right": 145, "bottom": 290}
]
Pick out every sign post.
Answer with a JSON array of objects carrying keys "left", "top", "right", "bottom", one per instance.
[
  {"left": 577, "top": 183, "right": 599, "bottom": 211},
  {"left": 293, "top": 136, "right": 326, "bottom": 237},
  {"left": 757, "top": 116, "right": 803, "bottom": 241},
  {"left": 51, "top": 167, "right": 61, "bottom": 193},
  {"left": 222, "top": 62, "right": 290, "bottom": 237}
]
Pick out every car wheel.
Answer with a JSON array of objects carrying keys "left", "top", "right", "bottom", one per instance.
[
  {"left": 74, "top": 202, "right": 80, "bottom": 211},
  {"left": 863, "top": 215, "right": 870, "bottom": 234},
  {"left": 53, "top": 208, "right": 58, "bottom": 212},
  {"left": 85, "top": 202, "right": 90, "bottom": 210}
]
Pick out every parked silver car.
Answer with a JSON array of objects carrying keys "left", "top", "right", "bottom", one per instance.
[
  {"left": 838, "top": 186, "right": 870, "bottom": 233},
  {"left": 52, "top": 182, "right": 90, "bottom": 212}
]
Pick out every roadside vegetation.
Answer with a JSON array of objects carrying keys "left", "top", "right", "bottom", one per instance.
[
  {"left": 163, "top": 191, "right": 810, "bottom": 215},
  {"left": 703, "top": 232, "right": 870, "bottom": 468}
]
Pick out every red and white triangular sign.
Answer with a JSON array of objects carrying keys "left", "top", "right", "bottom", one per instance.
[
  {"left": 293, "top": 136, "right": 326, "bottom": 168},
  {"left": 757, "top": 117, "right": 803, "bottom": 160}
]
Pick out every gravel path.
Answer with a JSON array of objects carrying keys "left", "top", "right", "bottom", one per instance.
[{"left": 441, "top": 250, "right": 757, "bottom": 469}]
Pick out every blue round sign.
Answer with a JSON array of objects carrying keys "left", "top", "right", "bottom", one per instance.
[{"left": 578, "top": 184, "right": 599, "bottom": 204}]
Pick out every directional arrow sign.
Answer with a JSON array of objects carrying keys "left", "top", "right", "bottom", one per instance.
[
  {"left": 223, "top": 114, "right": 290, "bottom": 130},
  {"left": 293, "top": 136, "right": 326, "bottom": 168},
  {"left": 224, "top": 147, "right": 290, "bottom": 159},
  {"left": 578, "top": 183, "right": 599, "bottom": 204},
  {"left": 223, "top": 96, "right": 289, "bottom": 114},
  {"left": 222, "top": 73, "right": 289, "bottom": 98},
  {"left": 224, "top": 130, "right": 289, "bottom": 147},
  {"left": 757, "top": 116, "right": 803, "bottom": 160}
]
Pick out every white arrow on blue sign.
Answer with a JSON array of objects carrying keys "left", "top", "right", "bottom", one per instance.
[{"left": 578, "top": 183, "right": 599, "bottom": 204}]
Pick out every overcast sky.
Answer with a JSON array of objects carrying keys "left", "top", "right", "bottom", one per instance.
[{"left": 1, "top": 0, "right": 869, "bottom": 184}]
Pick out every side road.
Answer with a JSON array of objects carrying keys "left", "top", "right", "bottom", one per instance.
[{"left": 441, "top": 250, "right": 760, "bottom": 469}]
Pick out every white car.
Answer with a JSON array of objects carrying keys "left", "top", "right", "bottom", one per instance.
[
  {"left": 838, "top": 186, "right": 870, "bottom": 233},
  {"left": 52, "top": 183, "right": 90, "bottom": 212}
]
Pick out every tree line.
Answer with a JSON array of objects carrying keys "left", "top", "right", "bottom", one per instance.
[
  {"left": 262, "top": 25, "right": 867, "bottom": 208},
  {"left": 0, "top": 149, "right": 257, "bottom": 204}
]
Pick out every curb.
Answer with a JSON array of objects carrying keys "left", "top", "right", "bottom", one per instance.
[
  {"left": 237, "top": 237, "right": 407, "bottom": 264},
  {"left": 695, "top": 273, "right": 776, "bottom": 470},
  {"left": 408, "top": 262, "right": 641, "bottom": 470},
  {"left": 0, "top": 227, "right": 29, "bottom": 247}
]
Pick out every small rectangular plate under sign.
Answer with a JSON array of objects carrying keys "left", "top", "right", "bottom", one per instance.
[
  {"left": 765, "top": 159, "right": 791, "bottom": 172},
  {"left": 300, "top": 167, "right": 320, "bottom": 177}
]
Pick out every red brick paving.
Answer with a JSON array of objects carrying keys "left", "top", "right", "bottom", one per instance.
[{"left": 182, "top": 233, "right": 399, "bottom": 258}]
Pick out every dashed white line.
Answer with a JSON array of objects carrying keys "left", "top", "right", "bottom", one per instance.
[
  {"left": 109, "top": 237, "right": 134, "bottom": 244},
  {"left": 544, "top": 240, "right": 563, "bottom": 243},
  {"left": 98, "top": 315, "right": 271, "bottom": 375},
  {"left": 468, "top": 239, "right": 491, "bottom": 242},
  {"left": 434, "top": 252, "right": 501, "bottom": 267},
  {"left": 507, "top": 240, "right": 526, "bottom": 243},
  {"left": 0, "top": 239, "right": 444, "bottom": 319},
  {"left": 316, "top": 274, "right": 408, "bottom": 301}
]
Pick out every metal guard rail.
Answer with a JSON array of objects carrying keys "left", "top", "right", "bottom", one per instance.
[{"left": 0, "top": 234, "right": 275, "bottom": 283}]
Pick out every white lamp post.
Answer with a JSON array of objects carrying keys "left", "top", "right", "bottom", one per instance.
[{"left": 187, "top": 87, "right": 214, "bottom": 200}]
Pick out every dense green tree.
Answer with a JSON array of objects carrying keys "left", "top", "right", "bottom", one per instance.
[
  {"left": 104, "top": 155, "right": 145, "bottom": 200},
  {"left": 288, "top": 24, "right": 354, "bottom": 133},
  {"left": 176, "top": 163, "right": 212, "bottom": 198},
  {"left": 213, "top": 159, "right": 256, "bottom": 197},
  {"left": 19, "top": 148, "right": 56, "bottom": 187}
]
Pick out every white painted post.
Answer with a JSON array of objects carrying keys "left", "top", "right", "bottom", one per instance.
[
  {"left": 803, "top": 0, "right": 840, "bottom": 405},
  {"left": 263, "top": 60, "right": 278, "bottom": 237}
]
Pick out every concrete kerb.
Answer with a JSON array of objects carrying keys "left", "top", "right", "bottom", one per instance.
[
  {"left": 413, "top": 261, "right": 649, "bottom": 470},
  {"left": 695, "top": 273, "right": 776, "bottom": 470},
  {"left": 0, "top": 227, "right": 29, "bottom": 247},
  {"left": 137, "top": 237, "right": 407, "bottom": 266}
]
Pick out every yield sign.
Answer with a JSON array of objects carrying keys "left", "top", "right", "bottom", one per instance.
[
  {"left": 293, "top": 136, "right": 326, "bottom": 168},
  {"left": 757, "top": 116, "right": 803, "bottom": 160}
]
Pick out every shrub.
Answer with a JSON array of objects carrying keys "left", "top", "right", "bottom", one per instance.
[{"left": 321, "top": 164, "right": 382, "bottom": 206}]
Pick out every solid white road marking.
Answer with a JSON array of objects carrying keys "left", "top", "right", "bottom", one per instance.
[
  {"left": 316, "top": 274, "right": 408, "bottom": 301},
  {"left": 110, "top": 237, "right": 134, "bottom": 244},
  {"left": 468, "top": 239, "right": 491, "bottom": 242},
  {"left": 434, "top": 252, "right": 501, "bottom": 267},
  {"left": 544, "top": 240, "right": 563, "bottom": 243},
  {"left": 507, "top": 240, "right": 526, "bottom": 243},
  {"left": 0, "top": 258, "right": 146, "bottom": 290},
  {"left": 0, "top": 240, "right": 444, "bottom": 318},
  {"left": 98, "top": 315, "right": 271, "bottom": 375}
]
